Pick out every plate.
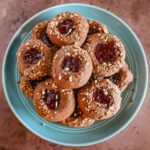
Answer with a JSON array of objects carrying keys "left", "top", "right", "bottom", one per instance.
[{"left": 2, "top": 3, "right": 148, "bottom": 146}]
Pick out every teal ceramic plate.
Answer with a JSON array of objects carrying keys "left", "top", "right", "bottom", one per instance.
[{"left": 2, "top": 3, "right": 148, "bottom": 146}]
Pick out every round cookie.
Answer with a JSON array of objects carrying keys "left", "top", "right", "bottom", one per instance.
[
  {"left": 17, "top": 39, "right": 51, "bottom": 80},
  {"left": 52, "top": 45, "right": 93, "bottom": 89},
  {"left": 88, "top": 20, "right": 108, "bottom": 35},
  {"left": 83, "top": 33, "right": 125, "bottom": 77},
  {"left": 108, "top": 63, "right": 133, "bottom": 92},
  {"left": 33, "top": 79, "right": 75, "bottom": 122},
  {"left": 46, "top": 12, "right": 89, "bottom": 47},
  {"left": 78, "top": 79, "right": 121, "bottom": 120},
  {"left": 19, "top": 75, "right": 49, "bottom": 99}
]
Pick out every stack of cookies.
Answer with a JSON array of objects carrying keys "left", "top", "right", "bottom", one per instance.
[{"left": 17, "top": 12, "right": 133, "bottom": 128}]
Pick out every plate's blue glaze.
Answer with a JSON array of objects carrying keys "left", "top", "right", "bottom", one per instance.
[{"left": 2, "top": 3, "right": 148, "bottom": 146}]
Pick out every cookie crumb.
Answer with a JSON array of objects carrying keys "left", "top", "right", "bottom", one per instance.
[{"left": 128, "top": 98, "right": 133, "bottom": 103}]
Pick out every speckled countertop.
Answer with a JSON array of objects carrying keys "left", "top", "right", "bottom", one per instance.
[{"left": 0, "top": 0, "right": 150, "bottom": 150}]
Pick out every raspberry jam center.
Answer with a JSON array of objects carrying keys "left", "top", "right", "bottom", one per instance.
[
  {"left": 58, "top": 19, "right": 73, "bottom": 35},
  {"left": 61, "top": 56, "right": 80, "bottom": 72},
  {"left": 94, "top": 41, "right": 119, "bottom": 63},
  {"left": 23, "top": 49, "right": 42, "bottom": 64},
  {"left": 42, "top": 89, "right": 60, "bottom": 110},
  {"left": 40, "top": 31, "right": 53, "bottom": 47},
  {"left": 93, "top": 88, "right": 113, "bottom": 109}
]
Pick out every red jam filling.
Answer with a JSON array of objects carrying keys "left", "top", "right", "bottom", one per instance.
[
  {"left": 57, "top": 19, "right": 73, "bottom": 35},
  {"left": 40, "top": 31, "right": 53, "bottom": 47},
  {"left": 94, "top": 41, "right": 119, "bottom": 63},
  {"left": 61, "top": 56, "right": 80, "bottom": 72},
  {"left": 93, "top": 88, "right": 113, "bottom": 109},
  {"left": 23, "top": 49, "right": 42, "bottom": 64},
  {"left": 42, "top": 89, "right": 60, "bottom": 109}
]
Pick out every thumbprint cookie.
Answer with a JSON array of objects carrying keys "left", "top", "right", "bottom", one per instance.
[
  {"left": 78, "top": 79, "right": 121, "bottom": 120},
  {"left": 17, "top": 39, "right": 51, "bottom": 80},
  {"left": 52, "top": 45, "right": 93, "bottom": 89},
  {"left": 33, "top": 79, "right": 75, "bottom": 122},
  {"left": 46, "top": 12, "right": 89, "bottom": 47},
  {"left": 83, "top": 33, "right": 125, "bottom": 77}
]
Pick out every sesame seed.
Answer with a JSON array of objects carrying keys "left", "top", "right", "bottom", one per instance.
[
  {"left": 86, "top": 62, "right": 89, "bottom": 66},
  {"left": 73, "top": 119, "right": 78, "bottom": 123},
  {"left": 43, "top": 105, "right": 47, "bottom": 110},
  {"left": 54, "top": 111, "right": 57, "bottom": 114},
  {"left": 64, "top": 67, "right": 69, "bottom": 71},
  {"left": 69, "top": 76, "right": 73, "bottom": 82},
  {"left": 103, "top": 89, "right": 108, "bottom": 96},
  {"left": 94, "top": 80, "right": 98, "bottom": 83},
  {"left": 84, "top": 118, "right": 89, "bottom": 121},
  {"left": 80, "top": 123, "right": 83, "bottom": 127},
  {"left": 45, "top": 82, "right": 49, "bottom": 86},
  {"left": 58, "top": 75, "right": 62, "bottom": 80}
]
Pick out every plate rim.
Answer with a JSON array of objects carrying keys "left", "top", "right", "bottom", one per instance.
[{"left": 2, "top": 3, "right": 148, "bottom": 147}]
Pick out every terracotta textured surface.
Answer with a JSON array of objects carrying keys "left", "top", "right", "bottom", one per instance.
[{"left": 0, "top": 0, "right": 150, "bottom": 150}]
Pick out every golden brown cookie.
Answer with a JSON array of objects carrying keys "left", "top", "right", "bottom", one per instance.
[
  {"left": 108, "top": 63, "right": 133, "bottom": 92},
  {"left": 83, "top": 33, "right": 125, "bottom": 77},
  {"left": 17, "top": 39, "right": 51, "bottom": 80},
  {"left": 52, "top": 45, "right": 93, "bottom": 89},
  {"left": 78, "top": 79, "right": 121, "bottom": 120},
  {"left": 88, "top": 20, "right": 108, "bottom": 35},
  {"left": 46, "top": 12, "right": 89, "bottom": 47},
  {"left": 19, "top": 75, "right": 49, "bottom": 99},
  {"left": 33, "top": 79, "right": 75, "bottom": 122}
]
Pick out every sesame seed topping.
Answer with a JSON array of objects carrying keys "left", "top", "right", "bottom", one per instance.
[
  {"left": 26, "top": 42, "right": 29, "bottom": 46},
  {"left": 58, "top": 75, "right": 62, "bottom": 80},
  {"left": 54, "top": 111, "right": 57, "bottom": 114},
  {"left": 69, "top": 76, "right": 73, "bottom": 82},
  {"left": 64, "top": 67, "right": 69, "bottom": 71},
  {"left": 103, "top": 89, "right": 108, "bottom": 96}
]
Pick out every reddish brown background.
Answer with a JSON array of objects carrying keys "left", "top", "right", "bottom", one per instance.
[{"left": 0, "top": 0, "right": 150, "bottom": 150}]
